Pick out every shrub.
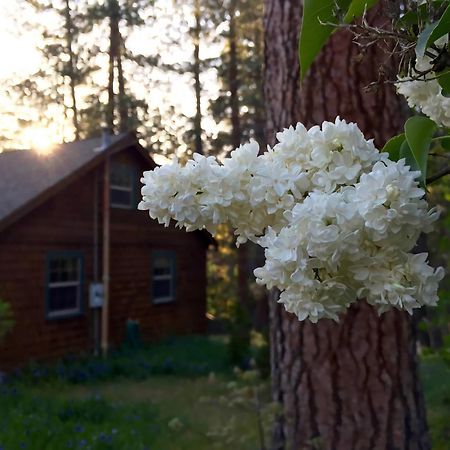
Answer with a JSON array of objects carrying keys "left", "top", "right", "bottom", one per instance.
[{"left": 0, "top": 299, "right": 14, "bottom": 341}]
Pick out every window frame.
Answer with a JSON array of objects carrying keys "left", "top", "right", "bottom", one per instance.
[
  {"left": 151, "top": 250, "right": 176, "bottom": 305},
  {"left": 45, "top": 251, "right": 84, "bottom": 320},
  {"left": 110, "top": 162, "right": 135, "bottom": 209}
]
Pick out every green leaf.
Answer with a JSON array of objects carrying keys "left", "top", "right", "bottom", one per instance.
[
  {"left": 404, "top": 116, "right": 437, "bottom": 185},
  {"left": 428, "top": 4, "right": 450, "bottom": 45},
  {"left": 437, "top": 71, "right": 450, "bottom": 97},
  {"left": 299, "top": 0, "right": 351, "bottom": 81},
  {"left": 416, "top": 5, "right": 450, "bottom": 58},
  {"left": 344, "top": 0, "right": 378, "bottom": 22},
  {"left": 397, "top": 10, "right": 420, "bottom": 27},
  {"left": 399, "top": 140, "right": 420, "bottom": 179},
  {"left": 382, "top": 133, "right": 405, "bottom": 161},
  {"left": 299, "top": 0, "right": 379, "bottom": 80},
  {"left": 441, "top": 136, "right": 450, "bottom": 150}
]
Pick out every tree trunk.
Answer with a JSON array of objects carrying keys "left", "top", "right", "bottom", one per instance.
[
  {"left": 228, "top": 0, "right": 241, "bottom": 150},
  {"left": 64, "top": 0, "right": 80, "bottom": 140},
  {"left": 226, "top": 0, "right": 251, "bottom": 311},
  {"left": 252, "top": 18, "right": 265, "bottom": 148},
  {"left": 264, "top": 1, "right": 430, "bottom": 449},
  {"left": 107, "top": 0, "right": 119, "bottom": 133},
  {"left": 117, "top": 30, "right": 127, "bottom": 133},
  {"left": 193, "top": 0, "right": 203, "bottom": 155}
]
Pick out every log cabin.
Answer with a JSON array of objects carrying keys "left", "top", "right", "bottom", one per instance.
[{"left": 0, "top": 132, "right": 211, "bottom": 369}]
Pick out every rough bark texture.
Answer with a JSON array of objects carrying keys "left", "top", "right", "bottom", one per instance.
[{"left": 264, "top": 1, "right": 430, "bottom": 449}]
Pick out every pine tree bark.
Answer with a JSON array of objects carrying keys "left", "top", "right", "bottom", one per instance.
[{"left": 264, "top": 1, "right": 430, "bottom": 449}]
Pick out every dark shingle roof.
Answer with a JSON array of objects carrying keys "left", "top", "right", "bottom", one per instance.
[{"left": 0, "top": 133, "right": 134, "bottom": 228}]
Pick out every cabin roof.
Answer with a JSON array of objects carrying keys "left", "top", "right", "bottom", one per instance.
[{"left": 0, "top": 132, "right": 155, "bottom": 232}]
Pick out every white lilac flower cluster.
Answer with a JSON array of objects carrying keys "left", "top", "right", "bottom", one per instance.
[
  {"left": 139, "top": 118, "right": 444, "bottom": 322},
  {"left": 396, "top": 44, "right": 450, "bottom": 128}
]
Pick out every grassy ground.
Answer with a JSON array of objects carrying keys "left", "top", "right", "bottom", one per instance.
[
  {"left": 0, "top": 336, "right": 448, "bottom": 450},
  {"left": 0, "top": 336, "right": 269, "bottom": 450},
  {"left": 0, "top": 376, "right": 263, "bottom": 450},
  {"left": 420, "top": 354, "right": 450, "bottom": 450}
]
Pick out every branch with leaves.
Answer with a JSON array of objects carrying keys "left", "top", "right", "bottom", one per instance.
[{"left": 299, "top": 0, "right": 450, "bottom": 187}]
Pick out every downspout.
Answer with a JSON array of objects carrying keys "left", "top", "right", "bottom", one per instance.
[
  {"left": 93, "top": 169, "right": 100, "bottom": 355},
  {"left": 93, "top": 170, "right": 99, "bottom": 281},
  {"left": 101, "top": 131, "right": 111, "bottom": 357}
]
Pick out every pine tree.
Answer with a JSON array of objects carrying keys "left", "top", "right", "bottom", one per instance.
[
  {"left": 12, "top": 0, "right": 157, "bottom": 142},
  {"left": 13, "top": 0, "right": 90, "bottom": 141},
  {"left": 83, "top": 0, "right": 156, "bottom": 136},
  {"left": 264, "top": 1, "right": 430, "bottom": 448},
  {"left": 209, "top": 0, "right": 265, "bottom": 154},
  {"left": 208, "top": 0, "right": 266, "bottom": 335},
  {"left": 165, "top": 0, "right": 219, "bottom": 156}
]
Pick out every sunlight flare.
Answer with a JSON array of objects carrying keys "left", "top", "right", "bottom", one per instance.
[{"left": 23, "top": 127, "right": 58, "bottom": 155}]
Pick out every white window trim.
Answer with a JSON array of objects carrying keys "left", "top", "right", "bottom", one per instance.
[
  {"left": 153, "top": 273, "right": 174, "bottom": 304},
  {"left": 110, "top": 184, "right": 132, "bottom": 192},
  {"left": 110, "top": 165, "right": 134, "bottom": 209},
  {"left": 152, "top": 250, "right": 176, "bottom": 305},
  {"left": 47, "top": 259, "right": 82, "bottom": 318}
]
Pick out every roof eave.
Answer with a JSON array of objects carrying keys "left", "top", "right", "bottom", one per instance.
[{"left": 0, "top": 133, "right": 156, "bottom": 234}]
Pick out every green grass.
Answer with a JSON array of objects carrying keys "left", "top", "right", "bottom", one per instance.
[
  {"left": 0, "top": 336, "right": 448, "bottom": 450},
  {"left": 13, "top": 335, "right": 233, "bottom": 385},
  {"left": 0, "top": 375, "right": 262, "bottom": 450},
  {"left": 0, "top": 336, "right": 266, "bottom": 450},
  {"left": 0, "top": 386, "right": 157, "bottom": 450},
  {"left": 420, "top": 354, "right": 450, "bottom": 450}
]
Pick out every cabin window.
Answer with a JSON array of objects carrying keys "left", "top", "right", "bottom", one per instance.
[
  {"left": 110, "top": 163, "right": 134, "bottom": 208},
  {"left": 46, "top": 252, "right": 83, "bottom": 319},
  {"left": 152, "top": 251, "right": 176, "bottom": 304}
]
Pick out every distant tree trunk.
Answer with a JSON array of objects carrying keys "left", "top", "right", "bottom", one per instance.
[
  {"left": 106, "top": 0, "right": 117, "bottom": 133},
  {"left": 264, "top": 1, "right": 430, "bottom": 450},
  {"left": 106, "top": 0, "right": 120, "bottom": 133},
  {"left": 226, "top": 0, "right": 250, "bottom": 311},
  {"left": 228, "top": 0, "right": 241, "bottom": 150},
  {"left": 193, "top": 0, "right": 203, "bottom": 155},
  {"left": 223, "top": 0, "right": 250, "bottom": 311},
  {"left": 252, "top": 20, "right": 265, "bottom": 147},
  {"left": 106, "top": 0, "right": 127, "bottom": 134},
  {"left": 64, "top": 0, "right": 80, "bottom": 140},
  {"left": 117, "top": 31, "right": 127, "bottom": 132}
]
